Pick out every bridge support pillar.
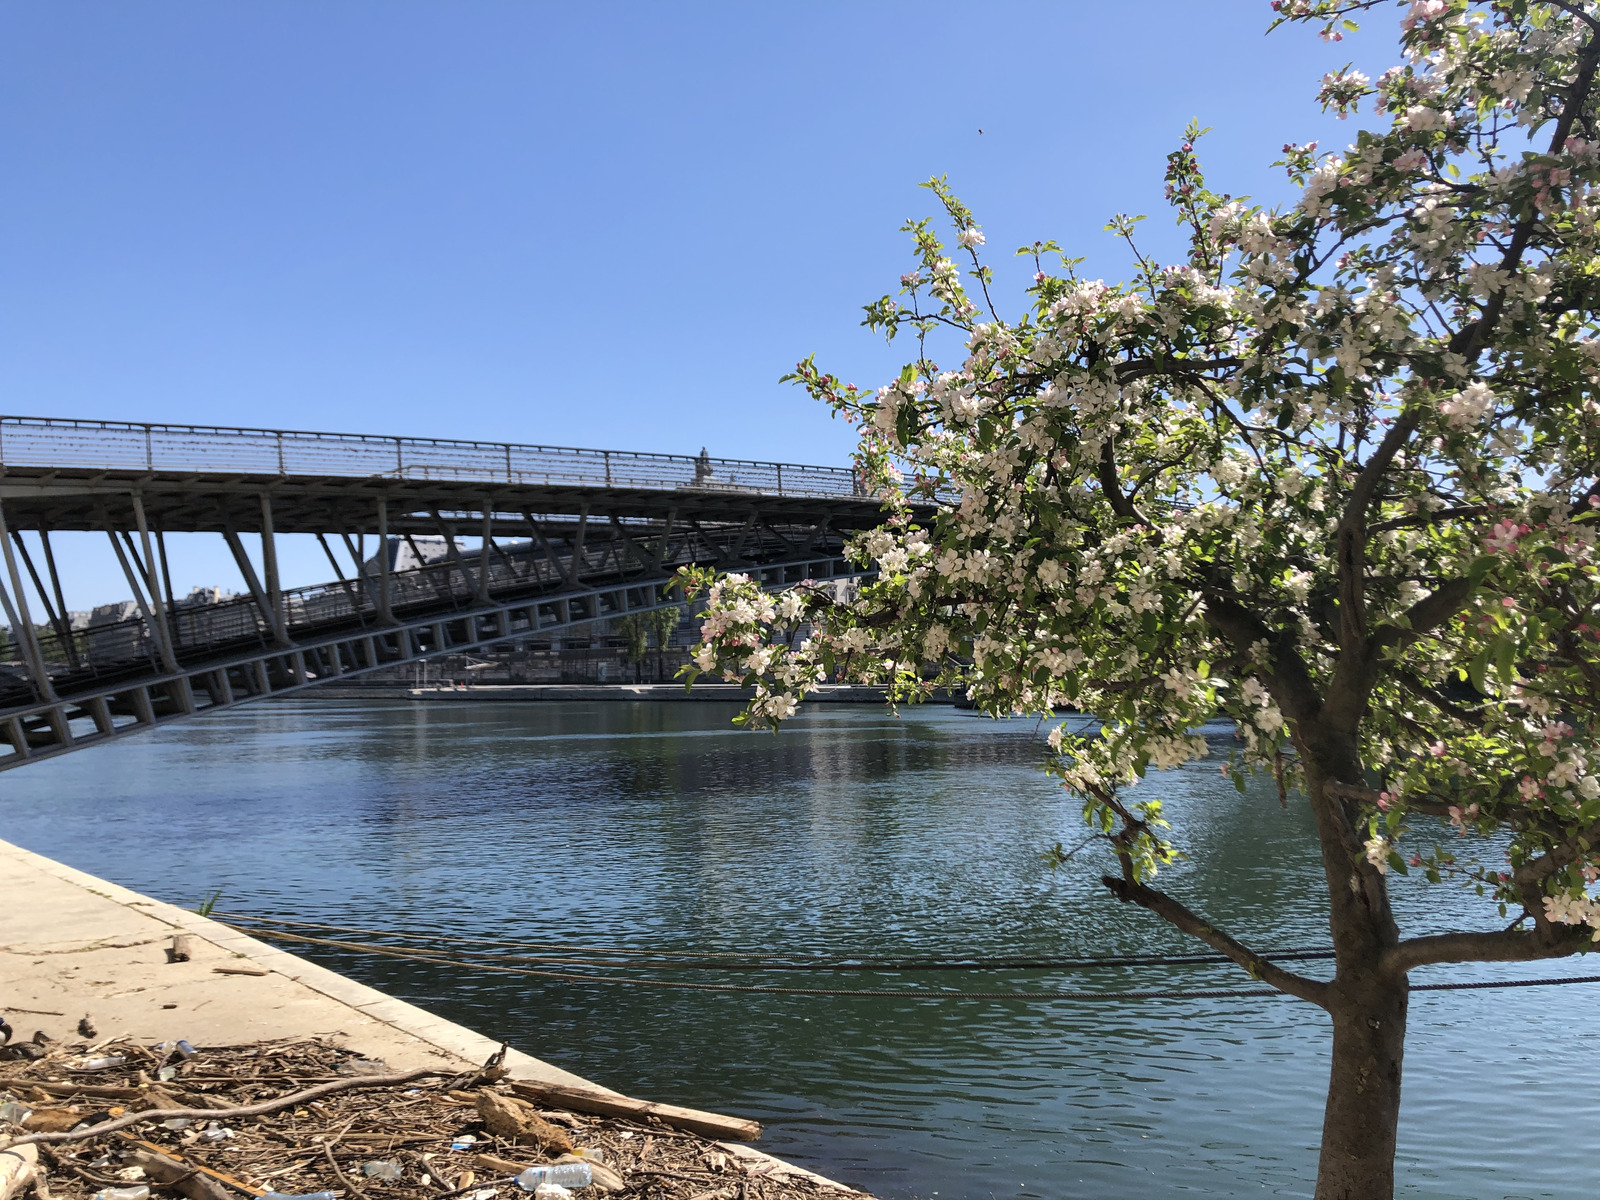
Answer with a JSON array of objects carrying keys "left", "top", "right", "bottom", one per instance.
[
  {"left": 131, "top": 493, "right": 180, "bottom": 675},
  {"left": 130, "top": 685, "right": 156, "bottom": 726},
  {"left": 0, "top": 500, "right": 58, "bottom": 703},
  {"left": 261, "top": 494, "right": 284, "bottom": 637},
  {"left": 374, "top": 499, "right": 396, "bottom": 626},
  {"left": 87, "top": 695, "right": 114, "bottom": 736}
]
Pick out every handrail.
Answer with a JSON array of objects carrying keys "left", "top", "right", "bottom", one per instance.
[
  {"left": 0, "top": 415, "right": 867, "bottom": 500},
  {"left": 0, "top": 524, "right": 853, "bottom": 695}
]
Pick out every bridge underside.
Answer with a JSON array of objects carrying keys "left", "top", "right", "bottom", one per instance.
[{"left": 0, "top": 465, "right": 891, "bottom": 771}]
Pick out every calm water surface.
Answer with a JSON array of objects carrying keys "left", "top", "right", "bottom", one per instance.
[{"left": 1, "top": 700, "right": 1595, "bottom": 1199}]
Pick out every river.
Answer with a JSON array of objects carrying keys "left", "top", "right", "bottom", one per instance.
[{"left": 1, "top": 699, "right": 1594, "bottom": 1199}]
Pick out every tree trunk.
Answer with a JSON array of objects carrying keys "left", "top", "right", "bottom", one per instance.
[
  {"left": 1291, "top": 729, "right": 1408, "bottom": 1200},
  {"left": 1315, "top": 970, "right": 1409, "bottom": 1200}
]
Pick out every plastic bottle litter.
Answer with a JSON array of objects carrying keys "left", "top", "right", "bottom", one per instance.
[
  {"left": 198, "top": 1124, "right": 234, "bottom": 1143},
  {"left": 157, "top": 1066, "right": 178, "bottom": 1082},
  {"left": 532, "top": 1187, "right": 572, "bottom": 1200},
  {"left": 515, "top": 1164, "right": 591, "bottom": 1191},
  {"left": 361, "top": 1161, "right": 403, "bottom": 1181},
  {"left": 76, "top": 1056, "right": 128, "bottom": 1072},
  {"left": 91, "top": 1188, "right": 150, "bottom": 1200},
  {"left": 574, "top": 1149, "right": 606, "bottom": 1164},
  {"left": 450, "top": 1134, "right": 478, "bottom": 1151},
  {"left": 0, "top": 1101, "right": 34, "bottom": 1126}
]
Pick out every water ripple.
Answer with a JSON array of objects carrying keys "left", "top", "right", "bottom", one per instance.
[{"left": 1, "top": 700, "right": 1595, "bottom": 1199}]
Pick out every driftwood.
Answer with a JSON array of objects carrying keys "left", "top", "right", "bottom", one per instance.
[
  {"left": 19, "top": 1083, "right": 143, "bottom": 1101},
  {"left": 126, "top": 1146, "right": 233, "bottom": 1200},
  {"left": 120, "top": 1136, "right": 262, "bottom": 1200},
  {"left": 167, "top": 935, "right": 193, "bottom": 964},
  {"left": 1, "top": 1038, "right": 860, "bottom": 1200},
  {"left": 507, "top": 1082, "right": 761, "bottom": 1142},
  {"left": 1, "top": 1068, "right": 447, "bottom": 1148},
  {"left": 474, "top": 1092, "right": 572, "bottom": 1155},
  {"left": 211, "top": 966, "right": 268, "bottom": 977}
]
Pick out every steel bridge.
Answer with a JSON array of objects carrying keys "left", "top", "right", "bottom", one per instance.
[{"left": 0, "top": 416, "right": 902, "bottom": 771}]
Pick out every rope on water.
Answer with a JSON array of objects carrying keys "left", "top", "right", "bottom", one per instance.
[
  {"left": 226, "top": 922, "right": 1600, "bottom": 1003},
  {"left": 214, "top": 911, "right": 1337, "bottom": 971}
]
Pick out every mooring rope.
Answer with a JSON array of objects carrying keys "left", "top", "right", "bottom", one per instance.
[
  {"left": 214, "top": 911, "right": 1337, "bottom": 971},
  {"left": 225, "top": 920, "right": 1600, "bottom": 1003}
]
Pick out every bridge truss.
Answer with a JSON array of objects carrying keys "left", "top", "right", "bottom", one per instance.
[{"left": 0, "top": 416, "right": 905, "bottom": 771}]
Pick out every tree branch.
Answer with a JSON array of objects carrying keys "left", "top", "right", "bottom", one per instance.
[
  {"left": 1366, "top": 505, "right": 1494, "bottom": 533},
  {"left": 1516, "top": 815, "right": 1600, "bottom": 888},
  {"left": 1368, "top": 577, "right": 1475, "bottom": 660},
  {"left": 1391, "top": 665, "right": 1485, "bottom": 727},
  {"left": 1097, "top": 440, "right": 1147, "bottom": 522},
  {"left": 1384, "top": 924, "right": 1593, "bottom": 973},
  {"left": 1200, "top": 592, "right": 1324, "bottom": 726},
  {"left": 1115, "top": 355, "right": 1243, "bottom": 383},
  {"left": 1100, "top": 875, "right": 1331, "bottom": 1007}
]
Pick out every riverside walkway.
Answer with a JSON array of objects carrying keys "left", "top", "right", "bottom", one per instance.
[{"left": 0, "top": 836, "right": 857, "bottom": 1192}]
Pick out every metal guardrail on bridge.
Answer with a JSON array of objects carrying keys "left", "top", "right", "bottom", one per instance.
[{"left": 0, "top": 416, "right": 867, "bottom": 500}]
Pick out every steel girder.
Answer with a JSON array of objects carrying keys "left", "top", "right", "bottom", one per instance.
[{"left": 0, "top": 553, "right": 858, "bottom": 773}]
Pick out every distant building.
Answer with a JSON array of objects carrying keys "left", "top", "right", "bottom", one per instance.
[{"left": 87, "top": 600, "right": 146, "bottom": 662}]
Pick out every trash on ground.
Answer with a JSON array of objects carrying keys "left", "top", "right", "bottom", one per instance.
[
  {"left": 0, "top": 1035, "right": 867, "bottom": 1199},
  {"left": 71, "top": 1058, "right": 126, "bottom": 1074},
  {"left": 515, "top": 1162, "right": 591, "bottom": 1191}
]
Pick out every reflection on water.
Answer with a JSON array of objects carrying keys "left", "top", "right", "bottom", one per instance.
[{"left": 2, "top": 700, "right": 1595, "bottom": 1199}]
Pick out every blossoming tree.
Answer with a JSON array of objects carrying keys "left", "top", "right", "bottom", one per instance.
[{"left": 680, "top": 1, "right": 1600, "bottom": 1196}]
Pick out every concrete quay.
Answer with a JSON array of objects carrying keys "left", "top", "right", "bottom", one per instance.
[{"left": 0, "top": 836, "right": 859, "bottom": 1192}]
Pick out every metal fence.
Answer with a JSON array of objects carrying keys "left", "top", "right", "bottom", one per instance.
[
  {"left": 0, "top": 416, "right": 866, "bottom": 499},
  {"left": 0, "top": 534, "right": 634, "bottom": 689}
]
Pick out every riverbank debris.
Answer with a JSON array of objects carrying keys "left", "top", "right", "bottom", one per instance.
[{"left": 0, "top": 1035, "right": 866, "bottom": 1200}]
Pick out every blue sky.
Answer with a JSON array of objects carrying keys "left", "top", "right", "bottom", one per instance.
[{"left": 0, "top": 1, "right": 1397, "bottom": 606}]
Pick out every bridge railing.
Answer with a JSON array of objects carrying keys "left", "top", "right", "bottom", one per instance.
[
  {"left": 0, "top": 523, "right": 845, "bottom": 702},
  {"left": 0, "top": 416, "right": 867, "bottom": 500},
  {"left": 0, "top": 536, "right": 589, "bottom": 693}
]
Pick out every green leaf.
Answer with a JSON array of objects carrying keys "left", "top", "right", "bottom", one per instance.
[
  {"left": 1468, "top": 649, "right": 1489, "bottom": 695},
  {"left": 1494, "top": 637, "right": 1517, "bottom": 685}
]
